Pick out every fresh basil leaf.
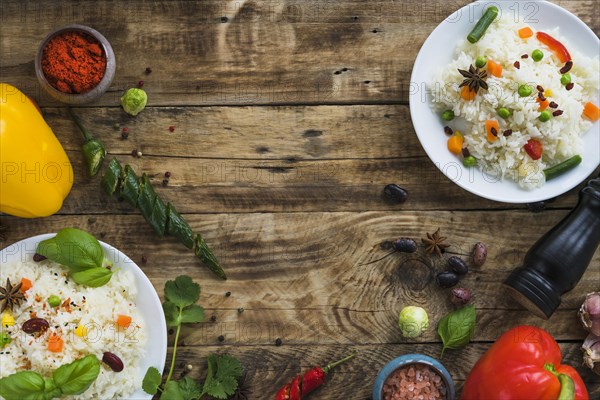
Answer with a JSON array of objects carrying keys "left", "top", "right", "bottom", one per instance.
[
  {"left": 163, "top": 301, "right": 181, "bottom": 328},
  {"left": 70, "top": 267, "right": 113, "bottom": 287},
  {"left": 37, "top": 228, "right": 104, "bottom": 269},
  {"left": 53, "top": 354, "right": 100, "bottom": 395},
  {"left": 42, "top": 378, "right": 62, "bottom": 400},
  {"left": 437, "top": 304, "right": 476, "bottom": 356},
  {"left": 0, "top": 371, "right": 47, "bottom": 400},
  {"left": 180, "top": 305, "right": 205, "bottom": 324},
  {"left": 142, "top": 367, "right": 162, "bottom": 395},
  {"left": 177, "top": 377, "right": 202, "bottom": 399},
  {"left": 161, "top": 380, "right": 184, "bottom": 400},
  {"left": 164, "top": 276, "right": 200, "bottom": 308}
]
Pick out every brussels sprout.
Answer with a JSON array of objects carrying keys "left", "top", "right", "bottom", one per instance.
[
  {"left": 120, "top": 88, "right": 148, "bottom": 116},
  {"left": 398, "top": 306, "right": 429, "bottom": 338}
]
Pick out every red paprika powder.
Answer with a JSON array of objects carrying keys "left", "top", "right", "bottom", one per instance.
[{"left": 41, "top": 30, "right": 106, "bottom": 94}]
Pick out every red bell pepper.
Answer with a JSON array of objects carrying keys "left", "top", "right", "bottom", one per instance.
[
  {"left": 524, "top": 138, "right": 543, "bottom": 160},
  {"left": 462, "top": 326, "right": 589, "bottom": 400},
  {"left": 536, "top": 32, "right": 571, "bottom": 63}
]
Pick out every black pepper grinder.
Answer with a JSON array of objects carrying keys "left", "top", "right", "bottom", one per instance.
[{"left": 503, "top": 175, "right": 600, "bottom": 319}]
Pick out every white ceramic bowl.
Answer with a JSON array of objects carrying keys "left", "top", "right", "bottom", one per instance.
[
  {"left": 0, "top": 234, "right": 166, "bottom": 399},
  {"left": 409, "top": 0, "right": 600, "bottom": 203}
]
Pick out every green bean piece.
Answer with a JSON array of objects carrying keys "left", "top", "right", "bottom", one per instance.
[
  {"left": 475, "top": 56, "right": 487, "bottom": 68},
  {"left": 463, "top": 156, "right": 477, "bottom": 167},
  {"left": 518, "top": 85, "right": 533, "bottom": 97},
  {"left": 497, "top": 107, "right": 511, "bottom": 119},
  {"left": 532, "top": 49, "right": 544, "bottom": 62},
  {"left": 442, "top": 110, "right": 455, "bottom": 121},
  {"left": 467, "top": 6, "right": 499, "bottom": 43},
  {"left": 561, "top": 73, "right": 572, "bottom": 86},
  {"left": 101, "top": 158, "right": 122, "bottom": 196},
  {"left": 539, "top": 111, "right": 551, "bottom": 122},
  {"left": 544, "top": 155, "right": 582, "bottom": 180}
]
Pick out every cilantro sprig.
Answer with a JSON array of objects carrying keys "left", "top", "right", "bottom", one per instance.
[{"left": 142, "top": 275, "right": 243, "bottom": 399}]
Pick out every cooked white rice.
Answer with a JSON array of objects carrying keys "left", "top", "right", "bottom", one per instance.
[
  {"left": 430, "top": 15, "right": 599, "bottom": 189},
  {"left": 0, "top": 257, "right": 146, "bottom": 399}
]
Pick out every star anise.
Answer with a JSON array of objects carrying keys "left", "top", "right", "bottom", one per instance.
[
  {"left": 458, "top": 64, "right": 488, "bottom": 93},
  {"left": 422, "top": 228, "right": 450, "bottom": 256},
  {"left": 0, "top": 278, "right": 25, "bottom": 313}
]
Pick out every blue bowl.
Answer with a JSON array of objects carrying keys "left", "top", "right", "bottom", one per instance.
[{"left": 373, "top": 354, "right": 455, "bottom": 400}]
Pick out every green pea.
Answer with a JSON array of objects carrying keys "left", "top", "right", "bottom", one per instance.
[
  {"left": 441, "top": 110, "right": 455, "bottom": 121},
  {"left": 48, "top": 295, "right": 61, "bottom": 308},
  {"left": 475, "top": 56, "right": 487, "bottom": 69},
  {"left": 497, "top": 107, "right": 511, "bottom": 119},
  {"left": 532, "top": 49, "right": 544, "bottom": 62},
  {"left": 463, "top": 156, "right": 477, "bottom": 167},
  {"left": 518, "top": 85, "right": 533, "bottom": 97},
  {"left": 0, "top": 332, "right": 11, "bottom": 348},
  {"left": 539, "top": 110, "right": 551, "bottom": 122},
  {"left": 560, "top": 73, "right": 572, "bottom": 86}
]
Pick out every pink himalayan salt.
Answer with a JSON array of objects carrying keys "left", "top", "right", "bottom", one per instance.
[{"left": 382, "top": 363, "right": 447, "bottom": 400}]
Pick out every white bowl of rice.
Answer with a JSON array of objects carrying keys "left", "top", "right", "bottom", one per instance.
[
  {"left": 0, "top": 234, "right": 167, "bottom": 399},
  {"left": 410, "top": 0, "right": 600, "bottom": 203}
]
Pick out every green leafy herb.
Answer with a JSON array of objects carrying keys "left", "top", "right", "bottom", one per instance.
[
  {"left": 0, "top": 355, "right": 100, "bottom": 399},
  {"left": 36, "top": 228, "right": 113, "bottom": 288},
  {"left": 142, "top": 275, "right": 242, "bottom": 399},
  {"left": 437, "top": 304, "right": 477, "bottom": 356}
]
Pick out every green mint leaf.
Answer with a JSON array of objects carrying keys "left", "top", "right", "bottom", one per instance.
[
  {"left": 437, "top": 304, "right": 476, "bottom": 356},
  {"left": 163, "top": 301, "right": 181, "bottom": 328},
  {"left": 70, "top": 267, "right": 113, "bottom": 288},
  {"left": 203, "top": 354, "right": 242, "bottom": 399},
  {"left": 177, "top": 377, "right": 203, "bottom": 399},
  {"left": 52, "top": 354, "right": 100, "bottom": 395},
  {"left": 0, "top": 371, "right": 47, "bottom": 399},
  {"left": 180, "top": 305, "right": 205, "bottom": 324},
  {"left": 37, "top": 228, "right": 104, "bottom": 270},
  {"left": 164, "top": 276, "right": 200, "bottom": 308},
  {"left": 142, "top": 367, "right": 162, "bottom": 395},
  {"left": 161, "top": 380, "right": 184, "bottom": 400}
]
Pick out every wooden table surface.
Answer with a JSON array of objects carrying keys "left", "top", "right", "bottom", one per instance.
[{"left": 1, "top": 0, "right": 599, "bottom": 398}]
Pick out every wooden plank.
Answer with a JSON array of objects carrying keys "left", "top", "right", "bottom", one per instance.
[
  {"left": 2, "top": 212, "right": 598, "bottom": 343},
  {"left": 165, "top": 343, "right": 599, "bottom": 399},
  {"left": 1, "top": 0, "right": 598, "bottom": 106}
]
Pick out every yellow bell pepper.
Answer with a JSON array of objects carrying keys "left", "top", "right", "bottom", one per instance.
[{"left": 0, "top": 83, "right": 73, "bottom": 217}]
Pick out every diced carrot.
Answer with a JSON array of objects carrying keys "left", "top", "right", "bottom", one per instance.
[
  {"left": 116, "top": 314, "right": 132, "bottom": 328},
  {"left": 536, "top": 97, "right": 550, "bottom": 111},
  {"left": 518, "top": 27, "right": 534, "bottom": 39},
  {"left": 20, "top": 278, "right": 32, "bottom": 293},
  {"left": 487, "top": 60, "right": 503, "bottom": 78},
  {"left": 447, "top": 134, "right": 464, "bottom": 155},
  {"left": 48, "top": 334, "right": 64, "bottom": 353},
  {"left": 460, "top": 86, "right": 477, "bottom": 101},
  {"left": 583, "top": 102, "right": 600, "bottom": 121},
  {"left": 486, "top": 120, "right": 500, "bottom": 142}
]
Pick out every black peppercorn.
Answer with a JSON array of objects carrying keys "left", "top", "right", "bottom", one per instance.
[
  {"left": 275, "top": 338, "right": 282, "bottom": 346},
  {"left": 383, "top": 184, "right": 408, "bottom": 204}
]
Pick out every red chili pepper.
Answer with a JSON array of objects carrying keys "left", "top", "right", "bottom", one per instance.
[
  {"left": 274, "top": 352, "right": 357, "bottom": 399},
  {"left": 536, "top": 32, "right": 571, "bottom": 63},
  {"left": 524, "top": 138, "right": 543, "bottom": 160}
]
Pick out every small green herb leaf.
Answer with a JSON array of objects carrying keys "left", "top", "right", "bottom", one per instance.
[
  {"left": 161, "top": 380, "right": 184, "bottom": 400},
  {"left": 180, "top": 305, "right": 205, "bottom": 324},
  {"left": 37, "top": 228, "right": 104, "bottom": 270},
  {"left": 162, "top": 301, "right": 181, "bottom": 328},
  {"left": 437, "top": 304, "right": 477, "bottom": 356},
  {"left": 202, "top": 354, "right": 243, "bottom": 399},
  {"left": 53, "top": 355, "right": 100, "bottom": 395},
  {"left": 0, "top": 371, "right": 47, "bottom": 399},
  {"left": 142, "top": 367, "right": 162, "bottom": 395},
  {"left": 177, "top": 377, "right": 202, "bottom": 399},
  {"left": 164, "top": 276, "right": 200, "bottom": 308},
  {"left": 70, "top": 267, "right": 113, "bottom": 288}
]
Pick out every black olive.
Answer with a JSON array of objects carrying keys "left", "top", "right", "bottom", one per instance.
[
  {"left": 436, "top": 271, "right": 459, "bottom": 288},
  {"left": 383, "top": 184, "right": 408, "bottom": 204},
  {"left": 448, "top": 256, "right": 469, "bottom": 275},
  {"left": 392, "top": 238, "right": 418, "bottom": 253}
]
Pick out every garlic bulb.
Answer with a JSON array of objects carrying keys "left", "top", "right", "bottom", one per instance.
[
  {"left": 578, "top": 292, "right": 600, "bottom": 336},
  {"left": 581, "top": 333, "right": 600, "bottom": 376}
]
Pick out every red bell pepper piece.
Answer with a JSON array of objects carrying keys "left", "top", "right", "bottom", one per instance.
[
  {"left": 536, "top": 32, "right": 572, "bottom": 63},
  {"left": 462, "top": 326, "right": 589, "bottom": 400},
  {"left": 524, "top": 138, "right": 543, "bottom": 160}
]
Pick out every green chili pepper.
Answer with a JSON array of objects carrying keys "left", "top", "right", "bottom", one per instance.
[{"left": 69, "top": 108, "right": 106, "bottom": 177}]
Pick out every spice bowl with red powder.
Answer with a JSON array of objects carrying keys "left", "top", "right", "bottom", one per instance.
[
  {"left": 35, "top": 24, "right": 115, "bottom": 104},
  {"left": 373, "top": 354, "right": 455, "bottom": 400}
]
